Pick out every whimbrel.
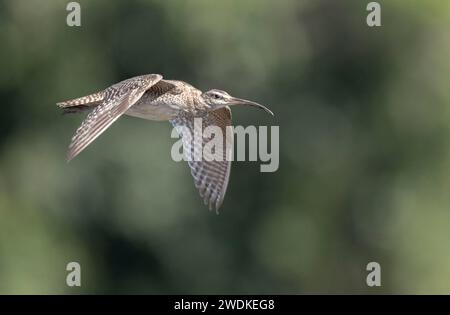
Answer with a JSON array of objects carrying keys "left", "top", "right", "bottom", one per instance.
[{"left": 57, "top": 74, "right": 273, "bottom": 211}]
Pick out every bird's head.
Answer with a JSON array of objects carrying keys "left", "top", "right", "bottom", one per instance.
[{"left": 201, "top": 89, "right": 274, "bottom": 116}]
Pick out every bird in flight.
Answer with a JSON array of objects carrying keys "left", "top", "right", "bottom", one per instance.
[{"left": 57, "top": 74, "right": 273, "bottom": 211}]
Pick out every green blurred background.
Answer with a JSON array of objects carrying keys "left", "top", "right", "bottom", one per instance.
[{"left": 1, "top": 0, "right": 450, "bottom": 294}]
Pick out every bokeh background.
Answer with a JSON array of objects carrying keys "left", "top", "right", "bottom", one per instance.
[{"left": 0, "top": 0, "right": 450, "bottom": 294}]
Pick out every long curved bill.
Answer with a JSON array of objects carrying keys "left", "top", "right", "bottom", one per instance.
[{"left": 231, "top": 98, "right": 274, "bottom": 116}]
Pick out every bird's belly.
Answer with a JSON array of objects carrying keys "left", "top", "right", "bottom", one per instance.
[{"left": 125, "top": 102, "right": 179, "bottom": 121}]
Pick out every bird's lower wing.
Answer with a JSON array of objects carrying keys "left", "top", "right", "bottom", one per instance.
[
  {"left": 67, "top": 74, "right": 163, "bottom": 161},
  {"left": 170, "top": 107, "right": 233, "bottom": 211}
]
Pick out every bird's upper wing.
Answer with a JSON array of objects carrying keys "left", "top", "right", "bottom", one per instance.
[
  {"left": 67, "top": 74, "right": 164, "bottom": 161},
  {"left": 170, "top": 107, "right": 233, "bottom": 212}
]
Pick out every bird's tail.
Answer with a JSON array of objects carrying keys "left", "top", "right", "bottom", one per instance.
[
  {"left": 56, "top": 91, "right": 105, "bottom": 108},
  {"left": 60, "top": 105, "right": 93, "bottom": 115},
  {"left": 57, "top": 90, "right": 105, "bottom": 115}
]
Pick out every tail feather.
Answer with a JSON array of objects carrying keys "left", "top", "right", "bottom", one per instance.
[
  {"left": 61, "top": 105, "right": 94, "bottom": 115},
  {"left": 57, "top": 91, "right": 104, "bottom": 108}
]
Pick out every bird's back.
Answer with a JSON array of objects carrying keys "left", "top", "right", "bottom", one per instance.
[{"left": 125, "top": 79, "right": 203, "bottom": 121}]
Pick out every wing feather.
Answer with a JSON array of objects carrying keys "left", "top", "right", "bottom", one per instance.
[
  {"left": 171, "top": 107, "right": 233, "bottom": 212},
  {"left": 66, "top": 74, "right": 163, "bottom": 161}
]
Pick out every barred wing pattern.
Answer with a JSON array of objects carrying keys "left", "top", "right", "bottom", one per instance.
[
  {"left": 66, "top": 74, "right": 163, "bottom": 161},
  {"left": 171, "top": 107, "right": 233, "bottom": 211}
]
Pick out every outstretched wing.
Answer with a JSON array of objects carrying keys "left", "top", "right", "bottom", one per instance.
[
  {"left": 66, "top": 74, "right": 163, "bottom": 161},
  {"left": 171, "top": 107, "right": 233, "bottom": 212}
]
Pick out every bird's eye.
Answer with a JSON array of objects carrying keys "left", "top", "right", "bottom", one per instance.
[{"left": 213, "top": 93, "right": 221, "bottom": 99}]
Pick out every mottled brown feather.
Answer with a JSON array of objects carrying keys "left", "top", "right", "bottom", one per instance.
[
  {"left": 66, "top": 74, "right": 163, "bottom": 161},
  {"left": 170, "top": 107, "right": 233, "bottom": 211}
]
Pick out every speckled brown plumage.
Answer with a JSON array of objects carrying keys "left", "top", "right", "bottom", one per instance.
[{"left": 57, "top": 74, "right": 273, "bottom": 211}]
